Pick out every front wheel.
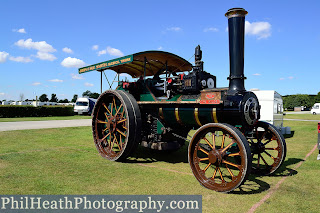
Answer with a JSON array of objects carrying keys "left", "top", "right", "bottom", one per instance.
[{"left": 188, "top": 123, "right": 252, "bottom": 192}]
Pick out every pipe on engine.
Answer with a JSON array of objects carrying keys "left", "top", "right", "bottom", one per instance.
[{"left": 225, "top": 8, "right": 248, "bottom": 96}]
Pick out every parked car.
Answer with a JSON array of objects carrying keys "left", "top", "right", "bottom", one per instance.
[{"left": 311, "top": 103, "right": 320, "bottom": 115}]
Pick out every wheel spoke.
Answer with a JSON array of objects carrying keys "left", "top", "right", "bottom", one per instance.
[
  {"left": 221, "top": 141, "right": 235, "bottom": 153},
  {"left": 101, "top": 132, "right": 111, "bottom": 141},
  {"left": 263, "top": 139, "right": 272, "bottom": 146},
  {"left": 102, "top": 103, "right": 111, "bottom": 114},
  {"left": 221, "top": 134, "right": 225, "bottom": 148},
  {"left": 113, "top": 97, "right": 117, "bottom": 113},
  {"left": 203, "top": 137, "right": 214, "bottom": 149},
  {"left": 212, "top": 133, "right": 216, "bottom": 148},
  {"left": 110, "top": 134, "right": 116, "bottom": 150},
  {"left": 115, "top": 135, "right": 122, "bottom": 151},
  {"left": 226, "top": 165, "right": 234, "bottom": 178},
  {"left": 211, "top": 167, "right": 218, "bottom": 179},
  {"left": 222, "top": 160, "right": 241, "bottom": 170},
  {"left": 260, "top": 154, "right": 269, "bottom": 166},
  {"left": 104, "top": 112, "right": 110, "bottom": 121},
  {"left": 263, "top": 150, "right": 275, "bottom": 160},
  {"left": 97, "top": 119, "right": 108, "bottom": 124},
  {"left": 265, "top": 147, "right": 278, "bottom": 150},
  {"left": 228, "top": 152, "right": 240, "bottom": 157},
  {"left": 199, "top": 157, "right": 209, "bottom": 162},
  {"left": 198, "top": 147, "right": 209, "bottom": 155},
  {"left": 217, "top": 167, "right": 225, "bottom": 182},
  {"left": 257, "top": 153, "right": 261, "bottom": 168},
  {"left": 115, "top": 104, "right": 123, "bottom": 116},
  {"left": 116, "top": 129, "right": 126, "bottom": 137},
  {"left": 117, "top": 118, "right": 127, "bottom": 124},
  {"left": 203, "top": 163, "right": 211, "bottom": 172}
]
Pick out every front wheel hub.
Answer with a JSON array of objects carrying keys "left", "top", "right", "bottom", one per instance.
[{"left": 208, "top": 150, "right": 222, "bottom": 166}]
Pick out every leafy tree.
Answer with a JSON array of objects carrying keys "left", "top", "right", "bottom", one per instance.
[
  {"left": 71, "top": 94, "right": 78, "bottom": 103},
  {"left": 315, "top": 92, "right": 320, "bottom": 103},
  {"left": 90, "top": 92, "right": 100, "bottom": 99},
  {"left": 82, "top": 90, "right": 100, "bottom": 99},
  {"left": 82, "top": 90, "right": 92, "bottom": 97},
  {"left": 39, "top": 94, "right": 49, "bottom": 102},
  {"left": 58, "top": 99, "right": 69, "bottom": 103},
  {"left": 50, "top": 94, "right": 58, "bottom": 102}
]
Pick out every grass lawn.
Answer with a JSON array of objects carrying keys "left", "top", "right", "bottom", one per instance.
[
  {"left": 0, "top": 119, "right": 319, "bottom": 212},
  {"left": 284, "top": 113, "right": 320, "bottom": 120},
  {"left": 0, "top": 115, "right": 91, "bottom": 122}
]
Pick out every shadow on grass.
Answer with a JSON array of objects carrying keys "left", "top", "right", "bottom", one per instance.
[
  {"left": 125, "top": 145, "right": 189, "bottom": 164},
  {"left": 231, "top": 158, "right": 303, "bottom": 195},
  {"left": 230, "top": 176, "right": 270, "bottom": 195}
]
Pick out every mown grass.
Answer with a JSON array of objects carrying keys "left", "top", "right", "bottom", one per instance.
[
  {"left": 0, "top": 115, "right": 91, "bottom": 122},
  {"left": 0, "top": 119, "right": 319, "bottom": 212},
  {"left": 284, "top": 113, "right": 320, "bottom": 120}
]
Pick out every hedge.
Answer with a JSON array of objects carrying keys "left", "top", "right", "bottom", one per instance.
[{"left": 0, "top": 105, "right": 74, "bottom": 118}]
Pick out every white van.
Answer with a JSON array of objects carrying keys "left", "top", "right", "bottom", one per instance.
[
  {"left": 311, "top": 103, "right": 320, "bottom": 115},
  {"left": 74, "top": 97, "right": 97, "bottom": 115}
]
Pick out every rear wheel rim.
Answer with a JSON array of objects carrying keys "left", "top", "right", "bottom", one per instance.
[{"left": 93, "top": 93, "right": 129, "bottom": 160}]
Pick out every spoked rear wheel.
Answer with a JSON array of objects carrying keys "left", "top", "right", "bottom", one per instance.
[
  {"left": 92, "top": 90, "right": 141, "bottom": 161},
  {"left": 188, "top": 123, "right": 251, "bottom": 192},
  {"left": 247, "top": 121, "right": 286, "bottom": 175}
]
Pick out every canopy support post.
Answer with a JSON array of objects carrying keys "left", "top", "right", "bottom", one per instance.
[
  {"left": 100, "top": 71, "right": 102, "bottom": 93},
  {"left": 144, "top": 57, "right": 147, "bottom": 81}
]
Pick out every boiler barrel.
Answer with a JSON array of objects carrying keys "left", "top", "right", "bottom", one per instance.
[{"left": 157, "top": 105, "right": 243, "bottom": 130}]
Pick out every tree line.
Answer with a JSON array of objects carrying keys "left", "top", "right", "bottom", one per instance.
[
  {"left": 283, "top": 92, "right": 320, "bottom": 110},
  {"left": 38, "top": 90, "right": 100, "bottom": 103},
  {"left": 1, "top": 90, "right": 100, "bottom": 104}
]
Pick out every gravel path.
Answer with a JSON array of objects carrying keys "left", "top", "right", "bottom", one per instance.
[{"left": 0, "top": 119, "right": 91, "bottom": 132}]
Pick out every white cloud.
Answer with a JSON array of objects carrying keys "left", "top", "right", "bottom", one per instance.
[
  {"left": 288, "top": 76, "right": 294, "bottom": 80},
  {"left": 61, "top": 57, "right": 86, "bottom": 68},
  {"left": 245, "top": 21, "right": 271, "bottom": 39},
  {"left": 97, "top": 46, "right": 124, "bottom": 57},
  {"left": 35, "top": 52, "right": 57, "bottom": 61},
  {"left": 13, "top": 28, "right": 27, "bottom": 34},
  {"left": 62, "top": 47, "right": 73, "bottom": 54},
  {"left": 84, "top": 82, "right": 94, "bottom": 87},
  {"left": 48, "top": 79, "right": 63, "bottom": 83},
  {"left": 32, "top": 82, "right": 41, "bottom": 86},
  {"left": 106, "top": 46, "right": 124, "bottom": 57},
  {"left": 14, "top": 38, "right": 56, "bottom": 52},
  {"left": 0, "top": 92, "right": 5, "bottom": 96},
  {"left": 158, "top": 46, "right": 163, "bottom": 50},
  {"left": 71, "top": 73, "right": 84, "bottom": 80},
  {"left": 166, "top": 27, "right": 182, "bottom": 32},
  {"left": 0, "top": 51, "right": 9, "bottom": 63},
  {"left": 9, "top": 56, "right": 33, "bottom": 63},
  {"left": 253, "top": 73, "right": 261, "bottom": 76},
  {"left": 92, "top": 45, "right": 99, "bottom": 50},
  {"left": 204, "top": 27, "right": 219, "bottom": 32},
  {"left": 98, "top": 49, "right": 107, "bottom": 56},
  {"left": 279, "top": 78, "right": 285, "bottom": 80}
]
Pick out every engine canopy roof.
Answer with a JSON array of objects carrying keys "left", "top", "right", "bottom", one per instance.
[{"left": 78, "top": 50, "right": 193, "bottom": 78}]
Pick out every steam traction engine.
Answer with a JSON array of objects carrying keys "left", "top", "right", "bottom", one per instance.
[{"left": 79, "top": 8, "right": 286, "bottom": 192}]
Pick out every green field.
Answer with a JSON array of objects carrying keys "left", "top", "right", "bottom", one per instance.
[
  {"left": 0, "top": 115, "right": 91, "bottom": 122},
  {"left": 0, "top": 117, "right": 319, "bottom": 212},
  {"left": 285, "top": 113, "right": 320, "bottom": 120}
]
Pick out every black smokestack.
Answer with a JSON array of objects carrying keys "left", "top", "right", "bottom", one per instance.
[{"left": 225, "top": 8, "right": 248, "bottom": 95}]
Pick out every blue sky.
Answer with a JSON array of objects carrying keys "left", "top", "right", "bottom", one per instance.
[{"left": 0, "top": 0, "right": 319, "bottom": 101}]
